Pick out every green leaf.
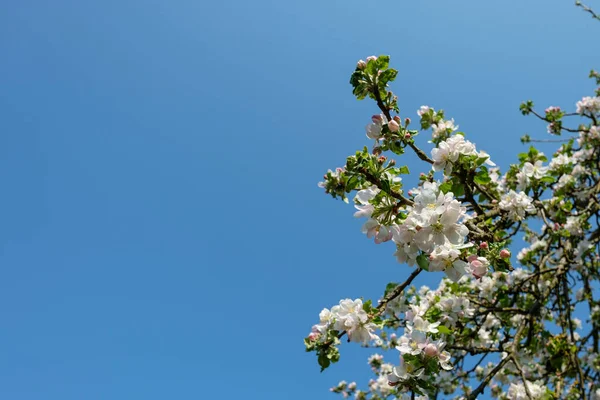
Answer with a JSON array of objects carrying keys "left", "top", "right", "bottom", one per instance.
[
  {"left": 437, "top": 325, "right": 452, "bottom": 335},
  {"left": 397, "top": 165, "right": 410, "bottom": 175},
  {"left": 375, "top": 55, "right": 390, "bottom": 70},
  {"left": 417, "top": 254, "right": 430, "bottom": 271},
  {"left": 378, "top": 68, "right": 397, "bottom": 86},
  {"left": 318, "top": 352, "right": 331, "bottom": 372},
  {"left": 384, "top": 282, "right": 399, "bottom": 296},
  {"left": 474, "top": 174, "right": 491, "bottom": 185},
  {"left": 439, "top": 181, "right": 452, "bottom": 194},
  {"left": 451, "top": 182, "right": 465, "bottom": 197}
]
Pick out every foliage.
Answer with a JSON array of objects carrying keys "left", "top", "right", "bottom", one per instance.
[{"left": 306, "top": 8, "right": 600, "bottom": 400}]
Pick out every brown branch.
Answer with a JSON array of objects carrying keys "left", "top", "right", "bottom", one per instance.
[
  {"left": 466, "top": 355, "right": 511, "bottom": 400},
  {"left": 325, "top": 268, "right": 423, "bottom": 344},
  {"left": 576, "top": 1, "right": 600, "bottom": 20},
  {"left": 359, "top": 168, "right": 414, "bottom": 207},
  {"left": 512, "top": 356, "right": 534, "bottom": 400},
  {"left": 466, "top": 320, "right": 529, "bottom": 400},
  {"left": 376, "top": 268, "right": 422, "bottom": 314},
  {"left": 372, "top": 81, "right": 434, "bottom": 165}
]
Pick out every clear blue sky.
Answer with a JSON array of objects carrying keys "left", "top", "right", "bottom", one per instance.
[{"left": 0, "top": 1, "right": 598, "bottom": 399}]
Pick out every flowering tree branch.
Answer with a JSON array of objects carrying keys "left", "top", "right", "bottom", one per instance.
[
  {"left": 576, "top": 0, "right": 600, "bottom": 21},
  {"left": 306, "top": 15, "right": 600, "bottom": 399}
]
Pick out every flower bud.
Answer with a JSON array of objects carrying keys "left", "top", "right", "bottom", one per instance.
[
  {"left": 393, "top": 115, "right": 401, "bottom": 123},
  {"left": 404, "top": 133, "right": 411, "bottom": 139},
  {"left": 405, "top": 117, "right": 411, "bottom": 126},
  {"left": 357, "top": 59, "right": 367, "bottom": 70},
  {"left": 423, "top": 343, "right": 439, "bottom": 357},
  {"left": 372, "top": 114, "right": 383, "bottom": 123},
  {"left": 479, "top": 242, "right": 489, "bottom": 249},
  {"left": 388, "top": 120, "right": 400, "bottom": 132},
  {"left": 366, "top": 55, "right": 377, "bottom": 62},
  {"left": 500, "top": 249, "right": 511, "bottom": 259}
]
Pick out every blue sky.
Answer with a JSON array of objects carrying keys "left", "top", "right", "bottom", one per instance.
[{"left": 0, "top": 0, "right": 598, "bottom": 399}]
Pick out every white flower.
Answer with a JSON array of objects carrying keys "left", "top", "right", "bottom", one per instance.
[
  {"left": 515, "top": 171, "right": 530, "bottom": 191},
  {"left": 319, "top": 308, "right": 332, "bottom": 323},
  {"left": 329, "top": 299, "right": 379, "bottom": 344},
  {"left": 361, "top": 219, "right": 393, "bottom": 244},
  {"left": 565, "top": 216, "right": 583, "bottom": 236},
  {"left": 417, "top": 105, "right": 431, "bottom": 117},
  {"left": 522, "top": 161, "right": 548, "bottom": 179},
  {"left": 387, "top": 358, "right": 423, "bottom": 386},
  {"left": 499, "top": 190, "right": 536, "bottom": 221},
  {"left": 428, "top": 244, "right": 470, "bottom": 282},
  {"left": 396, "top": 331, "right": 427, "bottom": 355},
  {"left": 431, "top": 140, "right": 458, "bottom": 175},
  {"left": 393, "top": 242, "right": 419, "bottom": 266},
  {"left": 432, "top": 119, "right": 458, "bottom": 140},
  {"left": 431, "top": 135, "right": 478, "bottom": 175},
  {"left": 365, "top": 114, "right": 387, "bottom": 140},
  {"left": 576, "top": 96, "right": 600, "bottom": 115},
  {"left": 549, "top": 153, "right": 572, "bottom": 170},
  {"left": 438, "top": 351, "right": 453, "bottom": 370},
  {"left": 411, "top": 316, "right": 441, "bottom": 334},
  {"left": 507, "top": 380, "right": 545, "bottom": 399},
  {"left": 353, "top": 204, "right": 374, "bottom": 218},
  {"left": 355, "top": 185, "right": 380, "bottom": 204}
]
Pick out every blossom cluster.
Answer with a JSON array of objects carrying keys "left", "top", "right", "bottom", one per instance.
[
  {"left": 431, "top": 134, "right": 494, "bottom": 176},
  {"left": 310, "top": 299, "right": 379, "bottom": 345},
  {"left": 309, "top": 53, "right": 600, "bottom": 400}
]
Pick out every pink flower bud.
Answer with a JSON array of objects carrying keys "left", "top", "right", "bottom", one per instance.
[
  {"left": 469, "top": 257, "right": 488, "bottom": 278},
  {"left": 372, "top": 114, "right": 382, "bottom": 123},
  {"left": 357, "top": 60, "right": 367, "bottom": 70},
  {"left": 405, "top": 117, "right": 411, "bottom": 125},
  {"left": 500, "top": 249, "right": 511, "bottom": 259},
  {"left": 424, "top": 343, "right": 439, "bottom": 357},
  {"left": 388, "top": 120, "right": 400, "bottom": 132},
  {"left": 479, "top": 242, "right": 488, "bottom": 249},
  {"left": 404, "top": 133, "right": 411, "bottom": 139},
  {"left": 467, "top": 255, "right": 478, "bottom": 263},
  {"left": 393, "top": 116, "right": 401, "bottom": 123},
  {"left": 308, "top": 332, "right": 320, "bottom": 341},
  {"left": 366, "top": 55, "right": 377, "bottom": 62}
]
